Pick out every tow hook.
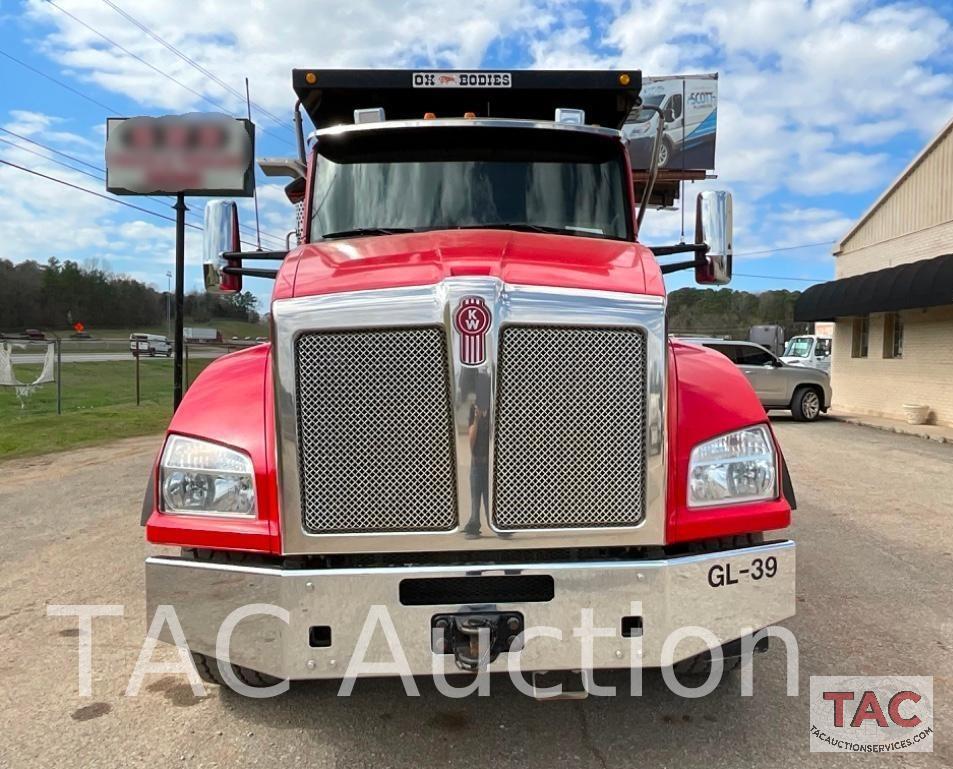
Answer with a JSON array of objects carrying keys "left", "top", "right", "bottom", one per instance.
[{"left": 431, "top": 612, "right": 524, "bottom": 672}]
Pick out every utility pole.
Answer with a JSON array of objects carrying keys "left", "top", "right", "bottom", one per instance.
[
  {"left": 104, "top": 114, "right": 255, "bottom": 411},
  {"left": 166, "top": 270, "right": 172, "bottom": 340},
  {"left": 173, "top": 194, "right": 187, "bottom": 410}
]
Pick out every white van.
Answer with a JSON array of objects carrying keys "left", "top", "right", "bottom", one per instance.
[
  {"left": 623, "top": 75, "right": 717, "bottom": 168},
  {"left": 781, "top": 335, "right": 832, "bottom": 373},
  {"left": 129, "top": 333, "right": 172, "bottom": 357}
]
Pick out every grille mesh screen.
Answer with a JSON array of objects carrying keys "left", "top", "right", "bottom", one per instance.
[
  {"left": 493, "top": 326, "right": 646, "bottom": 530},
  {"left": 295, "top": 328, "right": 457, "bottom": 534}
]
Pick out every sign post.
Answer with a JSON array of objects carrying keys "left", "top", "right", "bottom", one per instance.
[
  {"left": 173, "top": 194, "right": 187, "bottom": 409},
  {"left": 104, "top": 114, "right": 255, "bottom": 411}
]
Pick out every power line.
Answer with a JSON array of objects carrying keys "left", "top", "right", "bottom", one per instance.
[
  {"left": 734, "top": 273, "right": 827, "bottom": 283},
  {"left": 734, "top": 240, "right": 836, "bottom": 257},
  {"left": 0, "top": 126, "right": 104, "bottom": 173},
  {"left": 0, "top": 157, "right": 265, "bottom": 251},
  {"left": 45, "top": 0, "right": 232, "bottom": 115},
  {"left": 100, "top": 0, "right": 293, "bottom": 133},
  {"left": 0, "top": 48, "right": 121, "bottom": 114},
  {"left": 0, "top": 129, "right": 287, "bottom": 247},
  {"left": 45, "top": 0, "right": 297, "bottom": 150},
  {"left": 1, "top": 156, "right": 195, "bottom": 225},
  {"left": 0, "top": 136, "right": 106, "bottom": 183}
]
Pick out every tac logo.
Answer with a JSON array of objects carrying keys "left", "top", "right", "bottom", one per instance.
[
  {"left": 809, "top": 676, "right": 933, "bottom": 753},
  {"left": 453, "top": 296, "right": 491, "bottom": 366}
]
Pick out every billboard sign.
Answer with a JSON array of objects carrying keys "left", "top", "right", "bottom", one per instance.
[
  {"left": 625, "top": 74, "right": 718, "bottom": 172},
  {"left": 105, "top": 115, "right": 254, "bottom": 197}
]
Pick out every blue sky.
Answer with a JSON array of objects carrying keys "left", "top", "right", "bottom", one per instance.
[{"left": 1, "top": 0, "right": 951, "bottom": 313}]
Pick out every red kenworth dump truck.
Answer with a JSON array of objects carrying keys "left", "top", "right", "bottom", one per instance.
[{"left": 143, "top": 69, "right": 796, "bottom": 695}]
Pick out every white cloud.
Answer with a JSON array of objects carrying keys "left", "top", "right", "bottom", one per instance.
[
  {"left": 3, "top": 0, "right": 951, "bottom": 296},
  {"left": 0, "top": 110, "right": 209, "bottom": 292},
  {"left": 24, "top": 0, "right": 555, "bottom": 119},
  {"left": 763, "top": 206, "right": 854, "bottom": 252},
  {"left": 606, "top": 0, "right": 951, "bottom": 190},
  {"left": 0, "top": 115, "right": 112, "bottom": 258},
  {"left": 788, "top": 149, "right": 891, "bottom": 195},
  {"left": 600, "top": 0, "right": 950, "bottom": 269}
]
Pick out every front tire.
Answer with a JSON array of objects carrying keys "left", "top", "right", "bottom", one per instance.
[
  {"left": 191, "top": 652, "right": 284, "bottom": 690},
  {"left": 672, "top": 652, "right": 742, "bottom": 681},
  {"left": 791, "top": 386, "right": 822, "bottom": 422},
  {"left": 657, "top": 137, "right": 673, "bottom": 168}
]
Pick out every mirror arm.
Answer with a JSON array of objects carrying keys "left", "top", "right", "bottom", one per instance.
[
  {"left": 660, "top": 258, "right": 707, "bottom": 275},
  {"left": 222, "top": 266, "right": 279, "bottom": 280},
  {"left": 655, "top": 243, "right": 709, "bottom": 274},
  {"left": 650, "top": 243, "right": 708, "bottom": 257},
  {"left": 221, "top": 249, "right": 288, "bottom": 261}
]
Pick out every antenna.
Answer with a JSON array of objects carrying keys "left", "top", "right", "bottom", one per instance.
[{"left": 245, "top": 77, "right": 263, "bottom": 252}]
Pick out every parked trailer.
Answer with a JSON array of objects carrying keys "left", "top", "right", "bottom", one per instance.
[
  {"left": 749, "top": 324, "right": 785, "bottom": 357},
  {"left": 183, "top": 327, "right": 221, "bottom": 343}
]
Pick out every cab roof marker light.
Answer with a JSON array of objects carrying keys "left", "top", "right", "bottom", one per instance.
[
  {"left": 555, "top": 108, "right": 586, "bottom": 125},
  {"left": 353, "top": 107, "right": 385, "bottom": 124}
]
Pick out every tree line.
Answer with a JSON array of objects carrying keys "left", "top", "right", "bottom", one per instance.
[
  {"left": 1, "top": 259, "right": 809, "bottom": 339},
  {"left": 667, "top": 287, "right": 810, "bottom": 339},
  {"left": 0, "top": 258, "right": 260, "bottom": 332}
]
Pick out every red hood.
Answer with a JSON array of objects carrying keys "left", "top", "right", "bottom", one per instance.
[{"left": 273, "top": 229, "right": 664, "bottom": 300}]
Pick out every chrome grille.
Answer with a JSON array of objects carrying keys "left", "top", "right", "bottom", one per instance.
[
  {"left": 295, "top": 328, "right": 457, "bottom": 534},
  {"left": 493, "top": 326, "right": 646, "bottom": 530}
]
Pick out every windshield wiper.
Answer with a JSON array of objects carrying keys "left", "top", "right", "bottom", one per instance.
[
  {"left": 453, "top": 223, "right": 602, "bottom": 238},
  {"left": 320, "top": 227, "right": 416, "bottom": 240},
  {"left": 322, "top": 224, "right": 612, "bottom": 240}
]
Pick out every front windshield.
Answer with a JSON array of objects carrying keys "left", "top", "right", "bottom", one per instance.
[
  {"left": 629, "top": 94, "right": 665, "bottom": 124},
  {"left": 783, "top": 337, "right": 813, "bottom": 358},
  {"left": 311, "top": 125, "right": 631, "bottom": 242}
]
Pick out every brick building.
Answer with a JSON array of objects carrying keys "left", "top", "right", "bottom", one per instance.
[{"left": 795, "top": 116, "right": 953, "bottom": 426}]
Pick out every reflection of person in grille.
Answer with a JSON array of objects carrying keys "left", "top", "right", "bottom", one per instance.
[{"left": 464, "top": 378, "right": 490, "bottom": 537}]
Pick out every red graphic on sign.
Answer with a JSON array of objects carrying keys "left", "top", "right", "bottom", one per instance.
[
  {"left": 439, "top": 75, "right": 457, "bottom": 84},
  {"left": 453, "top": 297, "right": 491, "bottom": 366},
  {"left": 73, "top": 322, "right": 85, "bottom": 333}
]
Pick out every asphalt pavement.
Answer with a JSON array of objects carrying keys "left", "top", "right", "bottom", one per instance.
[{"left": 1, "top": 420, "right": 951, "bottom": 768}]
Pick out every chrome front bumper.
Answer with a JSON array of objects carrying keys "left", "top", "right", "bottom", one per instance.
[{"left": 146, "top": 540, "right": 795, "bottom": 680}]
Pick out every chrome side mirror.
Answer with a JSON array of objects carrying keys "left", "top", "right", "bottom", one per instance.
[
  {"left": 695, "top": 190, "right": 733, "bottom": 285},
  {"left": 203, "top": 200, "right": 241, "bottom": 294}
]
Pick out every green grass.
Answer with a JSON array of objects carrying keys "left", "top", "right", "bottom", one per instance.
[{"left": 0, "top": 358, "right": 213, "bottom": 460}]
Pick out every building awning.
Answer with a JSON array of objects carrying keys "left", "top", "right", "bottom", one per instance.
[{"left": 794, "top": 253, "right": 953, "bottom": 321}]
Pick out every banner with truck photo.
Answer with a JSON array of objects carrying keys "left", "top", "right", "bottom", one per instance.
[{"left": 625, "top": 74, "right": 718, "bottom": 172}]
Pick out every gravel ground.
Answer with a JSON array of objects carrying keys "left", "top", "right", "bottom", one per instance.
[{"left": 1, "top": 420, "right": 951, "bottom": 768}]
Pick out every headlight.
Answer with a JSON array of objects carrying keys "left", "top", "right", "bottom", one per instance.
[
  {"left": 688, "top": 425, "right": 777, "bottom": 508},
  {"left": 159, "top": 435, "right": 256, "bottom": 517}
]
